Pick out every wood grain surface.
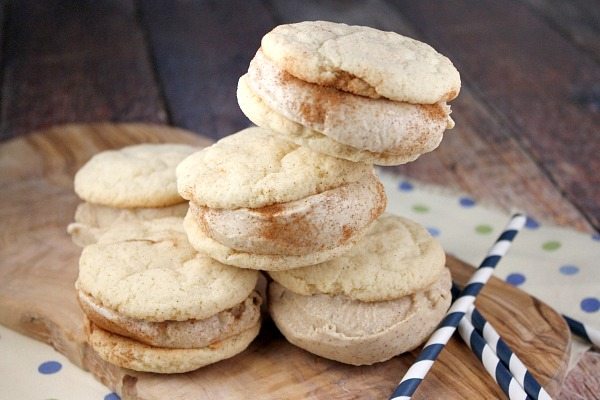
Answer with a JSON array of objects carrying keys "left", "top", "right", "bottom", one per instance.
[
  {"left": 0, "top": 124, "right": 570, "bottom": 399},
  {"left": 392, "top": 0, "right": 600, "bottom": 231},
  {"left": 139, "top": 0, "right": 274, "bottom": 137},
  {"left": 522, "top": 0, "right": 600, "bottom": 63},
  {"left": 0, "top": 0, "right": 167, "bottom": 139}
]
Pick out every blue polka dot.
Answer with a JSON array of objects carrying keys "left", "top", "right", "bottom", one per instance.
[
  {"left": 525, "top": 216, "right": 540, "bottom": 230},
  {"left": 398, "top": 181, "right": 414, "bottom": 192},
  {"left": 38, "top": 361, "right": 62, "bottom": 374},
  {"left": 459, "top": 197, "right": 476, "bottom": 207},
  {"left": 559, "top": 265, "right": 579, "bottom": 275},
  {"left": 581, "top": 297, "right": 600, "bottom": 313},
  {"left": 505, "top": 273, "right": 526, "bottom": 286},
  {"left": 427, "top": 227, "right": 440, "bottom": 237},
  {"left": 104, "top": 394, "right": 121, "bottom": 400},
  {"left": 592, "top": 233, "right": 600, "bottom": 241}
]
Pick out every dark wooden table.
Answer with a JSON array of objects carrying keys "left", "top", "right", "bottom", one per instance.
[{"left": 0, "top": 0, "right": 598, "bottom": 398}]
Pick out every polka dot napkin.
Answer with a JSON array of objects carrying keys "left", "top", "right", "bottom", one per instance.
[
  {"left": 0, "top": 171, "right": 597, "bottom": 398},
  {"left": 0, "top": 326, "right": 116, "bottom": 400}
]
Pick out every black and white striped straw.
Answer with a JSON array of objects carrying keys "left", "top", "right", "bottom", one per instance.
[
  {"left": 466, "top": 305, "right": 553, "bottom": 400},
  {"left": 563, "top": 314, "right": 600, "bottom": 349},
  {"left": 389, "top": 213, "right": 527, "bottom": 400},
  {"left": 458, "top": 316, "right": 532, "bottom": 400}
]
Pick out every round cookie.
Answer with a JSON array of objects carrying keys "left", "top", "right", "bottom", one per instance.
[
  {"left": 261, "top": 21, "right": 460, "bottom": 104},
  {"left": 183, "top": 209, "right": 364, "bottom": 271},
  {"left": 191, "top": 172, "right": 386, "bottom": 256},
  {"left": 269, "top": 268, "right": 451, "bottom": 365},
  {"left": 67, "top": 202, "right": 188, "bottom": 247},
  {"left": 74, "top": 143, "right": 197, "bottom": 208},
  {"left": 269, "top": 214, "right": 446, "bottom": 302},
  {"left": 176, "top": 127, "right": 372, "bottom": 209},
  {"left": 246, "top": 49, "right": 453, "bottom": 155},
  {"left": 76, "top": 218, "right": 259, "bottom": 322},
  {"left": 86, "top": 318, "right": 261, "bottom": 373},
  {"left": 238, "top": 74, "right": 435, "bottom": 165}
]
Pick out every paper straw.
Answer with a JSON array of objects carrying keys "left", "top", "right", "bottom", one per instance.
[
  {"left": 457, "top": 317, "right": 532, "bottom": 400},
  {"left": 389, "top": 213, "right": 526, "bottom": 400},
  {"left": 563, "top": 314, "right": 600, "bottom": 349},
  {"left": 467, "top": 306, "right": 552, "bottom": 400}
]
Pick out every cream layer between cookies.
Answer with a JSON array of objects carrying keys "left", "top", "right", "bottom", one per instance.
[
  {"left": 237, "top": 74, "right": 423, "bottom": 165},
  {"left": 86, "top": 318, "right": 261, "bottom": 373},
  {"left": 247, "top": 49, "right": 453, "bottom": 155},
  {"left": 67, "top": 202, "right": 188, "bottom": 247},
  {"left": 183, "top": 209, "right": 364, "bottom": 271},
  {"left": 78, "top": 290, "right": 261, "bottom": 349},
  {"left": 189, "top": 172, "right": 386, "bottom": 256},
  {"left": 268, "top": 268, "right": 451, "bottom": 366}
]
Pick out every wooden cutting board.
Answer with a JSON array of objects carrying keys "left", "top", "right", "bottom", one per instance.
[{"left": 0, "top": 123, "right": 570, "bottom": 399}]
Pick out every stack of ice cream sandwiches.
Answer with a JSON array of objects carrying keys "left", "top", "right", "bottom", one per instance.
[
  {"left": 68, "top": 20, "right": 461, "bottom": 372},
  {"left": 69, "top": 144, "right": 262, "bottom": 373},
  {"left": 179, "top": 20, "right": 460, "bottom": 365}
]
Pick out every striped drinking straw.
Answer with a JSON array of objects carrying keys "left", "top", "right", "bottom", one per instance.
[
  {"left": 563, "top": 314, "right": 600, "bottom": 348},
  {"left": 389, "top": 213, "right": 527, "bottom": 400},
  {"left": 466, "top": 305, "right": 552, "bottom": 400},
  {"left": 458, "top": 316, "right": 532, "bottom": 400}
]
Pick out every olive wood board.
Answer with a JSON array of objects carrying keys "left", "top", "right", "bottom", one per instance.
[{"left": 0, "top": 123, "right": 570, "bottom": 399}]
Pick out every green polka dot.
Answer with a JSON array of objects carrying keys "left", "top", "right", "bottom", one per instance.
[
  {"left": 542, "top": 241, "right": 561, "bottom": 251},
  {"left": 475, "top": 224, "right": 493, "bottom": 234},
  {"left": 412, "top": 204, "right": 429, "bottom": 213}
]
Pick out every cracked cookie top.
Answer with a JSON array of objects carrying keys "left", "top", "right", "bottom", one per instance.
[
  {"left": 176, "top": 127, "right": 373, "bottom": 209},
  {"left": 74, "top": 143, "right": 198, "bottom": 208},
  {"left": 76, "top": 217, "right": 259, "bottom": 322},
  {"left": 261, "top": 21, "right": 460, "bottom": 104}
]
